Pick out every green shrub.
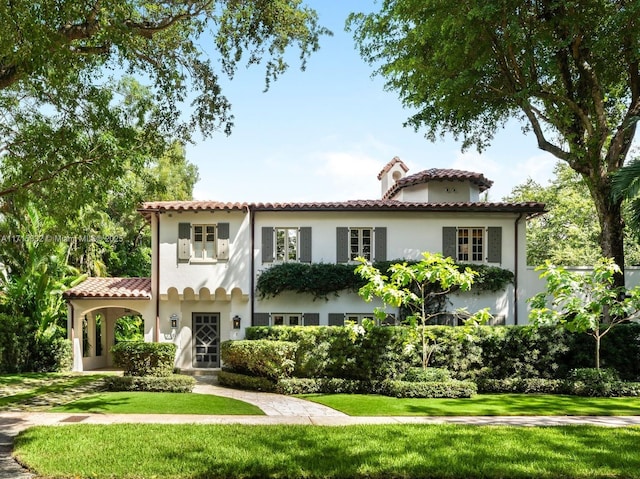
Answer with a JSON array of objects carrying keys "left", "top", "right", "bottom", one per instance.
[
  {"left": 105, "top": 374, "right": 195, "bottom": 392},
  {"left": 378, "top": 379, "right": 477, "bottom": 398},
  {"left": 402, "top": 367, "right": 451, "bottom": 382},
  {"left": 221, "top": 339, "right": 297, "bottom": 379},
  {"left": 0, "top": 313, "right": 36, "bottom": 373},
  {"left": 32, "top": 334, "right": 72, "bottom": 373},
  {"left": 217, "top": 370, "right": 276, "bottom": 391},
  {"left": 476, "top": 378, "right": 564, "bottom": 394},
  {"left": 562, "top": 368, "right": 621, "bottom": 397},
  {"left": 111, "top": 342, "right": 176, "bottom": 377}
]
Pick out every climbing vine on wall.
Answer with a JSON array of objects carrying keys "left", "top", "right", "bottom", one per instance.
[{"left": 256, "top": 260, "right": 514, "bottom": 300}]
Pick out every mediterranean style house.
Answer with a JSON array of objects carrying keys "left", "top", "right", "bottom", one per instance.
[{"left": 64, "top": 157, "right": 546, "bottom": 372}]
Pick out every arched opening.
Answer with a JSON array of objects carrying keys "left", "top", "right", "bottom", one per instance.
[{"left": 114, "top": 314, "right": 144, "bottom": 344}]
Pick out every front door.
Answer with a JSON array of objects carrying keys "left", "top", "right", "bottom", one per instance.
[{"left": 192, "top": 312, "right": 220, "bottom": 368}]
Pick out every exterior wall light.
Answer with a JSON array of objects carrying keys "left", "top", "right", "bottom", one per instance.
[
  {"left": 170, "top": 313, "right": 178, "bottom": 329},
  {"left": 232, "top": 315, "right": 241, "bottom": 329}
]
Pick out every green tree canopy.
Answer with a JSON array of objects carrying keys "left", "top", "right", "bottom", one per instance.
[
  {"left": 0, "top": 1, "right": 329, "bottom": 203},
  {"left": 349, "top": 0, "right": 640, "bottom": 283}
]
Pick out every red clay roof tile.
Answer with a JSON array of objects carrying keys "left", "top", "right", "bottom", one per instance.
[
  {"left": 63, "top": 277, "right": 151, "bottom": 300},
  {"left": 383, "top": 168, "right": 494, "bottom": 199}
]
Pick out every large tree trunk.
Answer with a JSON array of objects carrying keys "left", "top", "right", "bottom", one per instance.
[{"left": 589, "top": 176, "right": 626, "bottom": 288}]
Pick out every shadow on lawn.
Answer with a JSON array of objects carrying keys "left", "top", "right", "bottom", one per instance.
[{"left": 404, "top": 394, "right": 634, "bottom": 416}]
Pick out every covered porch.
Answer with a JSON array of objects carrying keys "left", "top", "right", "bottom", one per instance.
[{"left": 63, "top": 277, "right": 154, "bottom": 372}]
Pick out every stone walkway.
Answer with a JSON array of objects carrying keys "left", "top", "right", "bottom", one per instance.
[{"left": 4, "top": 375, "right": 640, "bottom": 478}]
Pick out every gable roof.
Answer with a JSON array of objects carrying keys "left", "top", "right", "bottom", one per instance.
[
  {"left": 63, "top": 277, "right": 152, "bottom": 300},
  {"left": 377, "top": 156, "right": 409, "bottom": 180},
  {"left": 383, "top": 168, "right": 494, "bottom": 200}
]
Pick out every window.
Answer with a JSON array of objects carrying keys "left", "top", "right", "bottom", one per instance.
[
  {"left": 337, "top": 227, "right": 386, "bottom": 263},
  {"left": 193, "top": 224, "right": 216, "bottom": 260},
  {"left": 275, "top": 228, "right": 298, "bottom": 262},
  {"left": 272, "top": 313, "right": 302, "bottom": 326},
  {"left": 457, "top": 227, "right": 484, "bottom": 262},
  {"left": 178, "top": 222, "right": 229, "bottom": 262},
  {"left": 350, "top": 228, "right": 372, "bottom": 260}
]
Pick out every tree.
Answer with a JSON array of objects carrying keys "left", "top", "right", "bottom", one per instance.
[
  {"left": 356, "top": 252, "right": 490, "bottom": 369},
  {"left": 529, "top": 258, "right": 640, "bottom": 369},
  {"left": 0, "top": 1, "right": 329, "bottom": 199},
  {"left": 349, "top": 0, "right": 640, "bottom": 284},
  {"left": 505, "top": 163, "right": 640, "bottom": 266},
  {"left": 612, "top": 157, "right": 640, "bottom": 237}
]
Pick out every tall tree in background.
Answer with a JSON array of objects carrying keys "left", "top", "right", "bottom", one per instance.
[
  {"left": 0, "top": 1, "right": 329, "bottom": 205},
  {"left": 349, "top": 0, "right": 640, "bottom": 284},
  {"left": 505, "top": 163, "right": 640, "bottom": 267}
]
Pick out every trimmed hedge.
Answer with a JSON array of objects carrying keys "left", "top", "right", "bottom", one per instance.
[
  {"left": 218, "top": 370, "right": 276, "bottom": 392},
  {"left": 220, "top": 340, "right": 297, "bottom": 380},
  {"left": 105, "top": 374, "right": 196, "bottom": 392},
  {"left": 476, "top": 378, "right": 564, "bottom": 394},
  {"left": 247, "top": 323, "right": 640, "bottom": 382},
  {"left": 111, "top": 342, "right": 176, "bottom": 377},
  {"left": 378, "top": 379, "right": 477, "bottom": 398}
]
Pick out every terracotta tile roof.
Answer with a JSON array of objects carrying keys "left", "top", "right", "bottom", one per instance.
[
  {"left": 383, "top": 168, "right": 494, "bottom": 199},
  {"left": 140, "top": 199, "right": 544, "bottom": 216},
  {"left": 63, "top": 277, "right": 152, "bottom": 300},
  {"left": 251, "top": 200, "right": 545, "bottom": 215},
  {"left": 377, "top": 156, "right": 409, "bottom": 180},
  {"left": 141, "top": 201, "right": 248, "bottom": 213}
]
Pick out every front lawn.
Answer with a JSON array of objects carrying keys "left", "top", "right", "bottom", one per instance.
[
  {"left": 14, "top": 423, "right": 640, "bottom": 479},
  {"left": 0, "top": 373, "right": 107, "bottom": 410},
  {"left": 302, "top": 393, "right": 640, "bottom": 416},
  {"left": 51, "top": 391, "right": 264, "bottom": 415}
]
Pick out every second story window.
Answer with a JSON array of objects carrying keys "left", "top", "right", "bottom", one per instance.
[
  {"left": 350, "top": 228, "right": 372, "bottom": 261},
  {"left": 457, "top": 227, "right": 484, "bottom": 262},
  {"left": 275, "top": 228, "right": 298, "bottom": 262},
  {"left": 193, "top": 225, "right": 216, "bottom": 260}
]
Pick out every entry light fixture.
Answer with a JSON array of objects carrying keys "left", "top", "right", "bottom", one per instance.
[
  {"left": 170, "top": 313, "right": 178, "bottom": 329},
  {"left": 232, "top": 315, "right": 242, "bottom": 329}
]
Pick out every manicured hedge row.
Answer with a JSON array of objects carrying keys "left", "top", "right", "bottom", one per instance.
[
  {"left": 105, "top": 374, "right": 196, "bottom": 392},
  {"left": 111, "top": 342, "right": 176, "bottom": 377},
  {"left": 220, "top": 340, "right": 297, "bottom": 379},
  {"left": 225, "top": 374, "right": 477, "bottom": 398},
  {"left": 247, "top": 323, "right": 640, "bottom": 382},
  {"left": 218, "top": 370, "right": 277, "bottom": 392}
]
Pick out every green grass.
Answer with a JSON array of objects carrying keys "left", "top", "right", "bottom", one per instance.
[
  {"left": 51, "top": 391, "right": 264, "bottom": 415},
  {"left": 0, "top": 373, "right": 107, "bottom": 409},
  {"left": 14, "top": 423, "right": 640, "bottom": 478},
  {"left": 301, "top": 393, "right": 640, "bottom": 416}
]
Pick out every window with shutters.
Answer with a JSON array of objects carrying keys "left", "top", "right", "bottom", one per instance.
[
  {"left": 272, "top": 313, "right": 302, "bottom": 326},
  {"left": 275, "top": 228, "right": 299, "bottom": 262},
  {"left": 193, "top": 225, "right": 216, "bottom": 260},
  {"left": 178, "top": 222, "right": 229, "bottom": 262},
  {"left": 457, "top": 227, "right": 484, "bottom": 262},
  {"left": 349, "top": 228, "right": 372, "bottom": 261},
  {"left": 262, "top": 226, "right": 311, "bottom": 263},
  {"left": 442, "top": 226, "right": 501, "bottom": 263},
  {"left": 344, "top": 313, "right": 396, "bottom": 326}
]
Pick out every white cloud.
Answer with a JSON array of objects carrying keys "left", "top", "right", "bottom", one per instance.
[{"left": 313, "top": 152, "right": 384, "bottom": 200}]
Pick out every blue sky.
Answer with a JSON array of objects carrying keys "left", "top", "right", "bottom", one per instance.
[{"left": 186, "top": 0, "right": 559, "bottom": 203}]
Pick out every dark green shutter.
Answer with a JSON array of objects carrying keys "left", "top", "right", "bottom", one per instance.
[
  {"left": 374, "top": 227, "right": 387, "bottom": 261},
  {"left": 328, "top": 313, "right": 344, "bottom": 326},
  {"left": 442, "top": 227, "right": 457, "bottom": 259},
  {"left": 252, "top": 313, "right": 270, "bottom": 326},
  {"left": 336, "top": 227, "right": 349, "bottom": 263},
  {"left": 218, "top": 222, "right": 230, "bottom": 240},
  {"left": 299, "top": 227, "right": 312, "bottom": 263},
  {"left": 303, "top": 313, "right": 319, "bottom": 326},
  {"left": 487, "top": 227, "right": 502, "bottom": 263},
  {"left": 262, "top": 227, "right": 274, "bottom": 263},
  {"left": 177, "top": 223, "right": 191, "bottom": 261}
]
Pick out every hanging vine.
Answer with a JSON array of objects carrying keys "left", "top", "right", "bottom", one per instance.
[{"left": 256, "top": 260, "right": 514, "bottom": 301}]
